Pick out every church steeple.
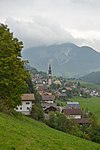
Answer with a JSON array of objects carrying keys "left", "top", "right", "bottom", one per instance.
[
  {"left": 48, "top": 64, "right": 52, "bottom": 86},
  {"left": 48, "top": 64, "right": 52, "bottom": 75}
]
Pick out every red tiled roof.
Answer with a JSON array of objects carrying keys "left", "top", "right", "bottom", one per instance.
[{"left": 21, "top": 94, "right": 35, "bottom": 101}]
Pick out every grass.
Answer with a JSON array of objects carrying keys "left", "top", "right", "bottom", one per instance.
[
  {"left": 0, "top": 112, "right": 100, "bottom": 150},
  {"left": 80, "top": 81, "right": 100, "bottom": 91},
  {"left": 71, "top": 97, "right": 100, "bottom": 120},
  {"left": 68, "top": 79, "right": 100, "bottom": 91},
  {"left": 76, "top": 80, "right": 100, "bottom": 91}
]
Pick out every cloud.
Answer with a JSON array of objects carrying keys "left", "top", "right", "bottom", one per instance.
[
  {"left": 5, "top": 16, "right": 100, "bottom": 52},
  {"left": 0, "top": 0, "right": 100, "bottom": 52},
  {"left": 5, "top": 17, "right": 78, "bottom": 48}
]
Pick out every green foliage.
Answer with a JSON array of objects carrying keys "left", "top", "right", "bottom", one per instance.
[
  {"left": 0, "top": 24, "right": 29, "bottom": 112},
  {"left": 47, "top": 112, "right": 56, "bottom": 128},
  {"left": 31, "top": 104, "right": 44, "bottom": 121},
  {"left": 26, "top": 79, "right": 44, "bottom": 121},
  {"left": 47, "top": 112, "right": 80, "bottom": 135},
  {"left": 83, "top": 115, "right": 100, "bottom": 143},
  {"left": 80, "top": 71, "right": 100, "bottom": 84},
  {"left": 72, "top": 88, "right": 79, "bottom": 96},
  {"left": 69, "top": 79, "right": 100, "bottom": 90},
  {"left": 56, "top": 99, "right": 66, "bottom": 106},
  {"left": 87, "top": 125, "right": 100, "bottom": 143},
  {"left": 0, "top": 112, "right": 100, "bottom": 150},
  {"left": 26, "top": 78, "right": 34, "bottom": 93},
  {"left": 66, "top": 90, "right": 73, "bottom": 98},
  {"left": 25, "top": 64, "right": 47, "bottom": 77},
  {"left": 82, "top": 92, "right": 91, "bottom": 98},
  {"left": 50, "top": 83, "right": 61, "bottom": 90},
  {"left": 77, "top": 82, "right": 81, "bottom": 87},
  {"left": 47, "top": 111, "right": 100, "bottom": 143}
]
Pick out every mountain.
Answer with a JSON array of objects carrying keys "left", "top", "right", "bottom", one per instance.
[
  {"left": 0, "top": 112, "right": 100, "bottom": 150},
  {"left": 80, "top": 71, "right": 100, "bottom": 84},
  {"left": 25, "top": 64, "right": 47, "bottom": 77},
  {"left": 22, "top": 43, "right": 100, "bottom": 77}
]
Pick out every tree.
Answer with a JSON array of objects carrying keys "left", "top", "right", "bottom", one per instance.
[
  {"left": 31, "top": 104, "right": 44, "bottom": 121},
  {"left": 84, "top": 115, "right": 100, "bottom": 143},
  {"left": 26, "top": 78, "right": 34, "bottom": 93},
  {"left": 77, "top": 82, "right": 81, "bottom": 87},
  {"left": 0, "top": 24, "right": 29, "bottom": 112}
]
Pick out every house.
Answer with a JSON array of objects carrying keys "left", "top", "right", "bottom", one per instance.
[
  {"left": 62, "top": 108, "right": 82, "bottom": 119},
  {"left": 58, "top": 93, "right": 67, "bottom": 101},
  {"left": 41, "top": 95, "right": 55, "bottom": 103},
  {"left": 67, "top": 102, "right": 80, "bottom": 109},
  {"left": 36, "top": 84, "right": 48, "bottom": 95},
  {"left": 41, "top": 102, "right": 57, "bottom": 113},
  {"left": 62, "top": 108, "right": 89, "bottom": 125},
  {"left": 44, "top": 105, "right": 57, "bottom": 113},
  {"left": 75, "top": 118, "right": 89, "bottom": 125},
  {"left": 90, "top": 90, "right": 99, "bottom": 96},
  {"left": 15, "top": 94, "right": 35, "bottom": 115}
]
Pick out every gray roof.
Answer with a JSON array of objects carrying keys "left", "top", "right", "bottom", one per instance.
[
  {"left": 67, "top": 102, "right": 79, "bottom": 105},
  {"left": 41, "top": 102, "right": 57, "bottom": 108},
  {"left": 67, "top": 102, "right": 80, "bottom": 109}
]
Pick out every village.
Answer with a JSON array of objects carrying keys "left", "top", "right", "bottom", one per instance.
[{"left": 15, "top": 65, "right": 100, "bottom": 126}]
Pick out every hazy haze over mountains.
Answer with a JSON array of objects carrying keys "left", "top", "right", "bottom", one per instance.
[{"left": 22, "top": 43, "right": 100, "bottom": 77}]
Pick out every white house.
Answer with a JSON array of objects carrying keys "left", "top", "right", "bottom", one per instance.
[{"left": 15, "top": 94, "right": 35, "bottom": 115}]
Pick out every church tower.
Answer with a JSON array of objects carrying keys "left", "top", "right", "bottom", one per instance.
[{"left": 48, "top": 64, "right": 52, "bottom": 86}]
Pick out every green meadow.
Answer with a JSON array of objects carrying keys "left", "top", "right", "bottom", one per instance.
[
  {"left": 0, "top": 112, "right": 100, "bottom": 150},
  {"left": 69, "top": 80, "right": 100, "bottom": 91}
]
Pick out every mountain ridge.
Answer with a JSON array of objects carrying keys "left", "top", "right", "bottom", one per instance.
[
  {"left": 22, "top": 43, "right": 100, "bottom": 77},
  {"left": 80, "top": 71, "right": 100, "bottom": 84}
]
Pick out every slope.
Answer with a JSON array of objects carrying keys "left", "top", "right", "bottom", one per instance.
[
  {"left": 22, "top": 43, "right": 100, "bottom": 77},
  {"left": 80, "top": 71, "right": 100, "bottom": 83},
  {"left": 0, "top": 112, "right": 100, "bottom": 150}
]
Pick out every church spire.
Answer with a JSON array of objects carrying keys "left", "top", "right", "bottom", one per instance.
[
  {"left": 48, "top": 64, "right": 52, "bottom": 86},
  {"left": 48, "top": 64, "right": 52, "bottom": 75}
]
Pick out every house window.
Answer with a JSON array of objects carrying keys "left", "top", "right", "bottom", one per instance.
[
  {"left": 16, "top": 107, "right": 18, "bottom": 110},
  {"left": 20, "top": 107, "right": 22, "bottom": 110},
  {"left": 26, "top": 102, "right": 30, "bottom": 104},
  {"left": 27, "top": 107, "right": 29, "bottom": 110}
]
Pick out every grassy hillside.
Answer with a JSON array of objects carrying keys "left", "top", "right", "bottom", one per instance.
[
  {"left": 79, "top": 80, "right": 100, "bottom": 90},
  {"left": 71, "top": 97, "right": 100, "bottom": 120},
  {"left": 70, "top": 80, "right": 100, "bottom": 91},
  {"left": 0, "top": 112, "right": 100, "bottom": 150},
  {"left": 80, "top": 71, "right": 100, "bottom": 84}
]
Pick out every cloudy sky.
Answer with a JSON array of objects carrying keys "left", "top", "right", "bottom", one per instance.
[{"left": 0, "top": 0, "right": 100, "bottom": 52}]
